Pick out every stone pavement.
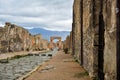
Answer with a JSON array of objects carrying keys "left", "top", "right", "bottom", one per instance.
[
  {"left": 25, "top": 51, "right": 91, "bottom": 80},
  {"left": 0, "top": 50, "right": 57, "bottom": 80},
  {"left": 0, "top": 50, "right": 49, "bottom": 60}
]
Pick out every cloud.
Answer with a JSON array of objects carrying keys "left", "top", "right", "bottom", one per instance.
[{"left": 0, "top": 0, "right": 73, "bottom": 31}]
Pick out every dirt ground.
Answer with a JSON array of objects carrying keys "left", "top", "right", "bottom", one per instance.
[{"left": 25, "top": 51, "right": 91, "bottom": 80}]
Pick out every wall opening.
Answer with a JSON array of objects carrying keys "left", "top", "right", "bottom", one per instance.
[
  {"left": 117, "top": 0, "right": 120, "bottom": 79},
  {"left": 98, "top": 13, "right": 105, "bottom": 80},
  {"left": 80, "top": 0, "right": 83, "bottom": 66}
]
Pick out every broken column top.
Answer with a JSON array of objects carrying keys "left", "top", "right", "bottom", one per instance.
[
  {"left": 5, "top": 22, "right": 11, "bottom": 26},
  {"left": 11, "top": 24, "right": 15, "bottom": 28}
]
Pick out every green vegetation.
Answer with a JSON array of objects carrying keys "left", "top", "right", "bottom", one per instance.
[
  {"left": 92, "top": 77, "right": 99, "bottom": 80},
  {"left": 9, "top": 55, "right": 28, "bottom": 60},
  {"left": 0, "top": 54, "right": 29, "bottom": 63},
  {"left": 64, "top": 48, "right": 68, "bottom": 54},
  {"left": 0, "top": 58, "right": 9, "bottom": 63},
  {"left": 74, "top": 71, "right": 89, "bottom": 78},
  {"left": 75, "top": 59, "right": 78, "bottom": 63}
]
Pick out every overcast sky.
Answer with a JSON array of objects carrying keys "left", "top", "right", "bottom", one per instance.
[{"left": 0, "top": 0, "right": 73, "bottom": 31}]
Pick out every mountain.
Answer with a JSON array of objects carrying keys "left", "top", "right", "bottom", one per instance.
[{"left": 27, "top": 28, "right": 70, "bottom": 41}]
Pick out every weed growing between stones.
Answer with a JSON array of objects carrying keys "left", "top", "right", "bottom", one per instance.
[
  {"left": 74, "top": 71, "right": 89, "bottom": 78},
  {"left": 92, "top": 77, "right": 99, "bottom": 80},
  {"left": 0, "top": 55, "right": 28, "bottom": 63},
  {"left": 10, "top": 55, "right": 27, "bottom": 60},
  {"left": 0, "top": 58, "right": 9, "bottom": 63}
]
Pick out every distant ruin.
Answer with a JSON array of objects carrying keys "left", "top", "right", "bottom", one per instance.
[
  {"left": 0, "top": 22, "right": 48, "bottom": 53},
  {"left": 48, "top": 36, "right": 63, "bottom": 50}
]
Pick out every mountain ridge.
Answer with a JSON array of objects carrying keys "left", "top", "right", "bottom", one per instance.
[{"left": 27, "top": 28, "right": 70, "bottom": 41}]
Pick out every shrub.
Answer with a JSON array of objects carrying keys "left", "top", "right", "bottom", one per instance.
[{"left": 64, "top": 48, "right": 68, "bottom": 54}]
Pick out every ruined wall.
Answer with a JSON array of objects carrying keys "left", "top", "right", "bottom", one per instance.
[
  {"left": 82, "top": 0, "right": 94, "bottom": 77},
  {"left": 0, "top": 22, "right": 31, "bottom": 52},
  {"left": 69, "top": 31, "right": 72, "bottom": 54},
  {"left": 33, "top": 34, "right": 43, "bottom": 50},
  {"left": 0, "top": 22, "right": 48, "bottom": 53},
  {"left": 64, "top": 35, "right": 70, "bottom": 49},
  {"left": 0, "top": 27, "right": 6, "bottom": 53},
  {"left": 73, "top": 0, "right": 81, "bottom": 62},
  {"left": 103, "top": 0, "right": 116, "bottom": 79},
  {"left": 41, "top": 39, "right": 48, "bottom": 50},
  {"left": 72, "top": 0, "right": 117, "bottom": 79}
]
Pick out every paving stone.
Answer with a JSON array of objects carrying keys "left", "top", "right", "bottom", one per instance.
[{"left": 0, "top": 50, "right": 58, "bottom": 80}]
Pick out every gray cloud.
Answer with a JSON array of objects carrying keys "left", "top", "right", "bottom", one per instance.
[{"left": 0, "top": 0, "right": 73, "bottom": 31}]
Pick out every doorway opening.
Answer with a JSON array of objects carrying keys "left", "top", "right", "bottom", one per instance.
[
  {"left": 117, "top": 0, "right": 120, "bottom": 79},
  {"left": 98, "top": 13, "right": 105, "bottom": 80}
]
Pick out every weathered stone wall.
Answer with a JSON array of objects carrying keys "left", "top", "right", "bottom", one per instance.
[
  {"left": 0, "top": 27, "right": 6, "bottom": 53},
  {"left": 63, "top": 36, "right": 70, "bottom": 53},
  {"left": 64, "top": 35, "right": 70, "bottom": 49},
  {"left": 73, "top": 0, "right": 81, "bottom": 62},
  {"left": 41, "top": 39, "right": 48, "bottom": 50},
  {"left": 33, "top": 34, "right": 42, "bottom": 50},
  {"left": 0, "top": 22, "right": 31, "bottom": 52},
  {"left": 0, "top": 22, "right": 48, "bottom": 53},
  {"left": 103, "top": 0, "right": 116, "bottom": 79},
  {"left": 69, "top": 31, "right": 72, "bottom": 54},
  {"left": 82, "top": 0, "right": 94, "bottom": 77},
  {"left": 71, "top": 0, "right": 117, "bottom": 79}
]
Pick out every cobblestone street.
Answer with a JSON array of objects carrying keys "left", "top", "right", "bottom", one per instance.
[{"left": 0, "top": 50, "right": 57, "bottom": 80}]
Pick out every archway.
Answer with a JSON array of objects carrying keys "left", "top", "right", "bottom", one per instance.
[{"left": 49, "top": 36, "right": 63, "bottom": 50}]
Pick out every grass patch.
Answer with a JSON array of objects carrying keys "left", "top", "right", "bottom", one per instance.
[
  {"left": 10, "top": 55, "right": 27, "bottom": 60},
  {"left": 0, "top": 55, "right": 28, "bottom": 63},
  {"left": 74, "top": 71, "right": 89, "bottom": 78},
  {"left": 92, "top": 77, "right": 99, "bottom": 80},
  {"left": 0, "top": 59, "right": 9, "bottom": 63},
  {"left": 74, "top": 57, "right": 79, "bottom": 63},
  {"left": 74, "top": 59, "right": 78, "bottom": 63}
]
